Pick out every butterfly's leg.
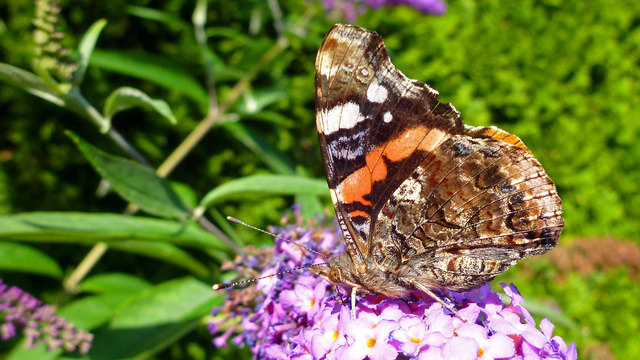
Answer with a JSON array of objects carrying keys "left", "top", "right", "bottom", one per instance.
[
  {"left": 351, "top": 287, "right": 357, "bottom": 319},
  {"left": 414, "top": 284, "right": 467, "bottom": 322}
]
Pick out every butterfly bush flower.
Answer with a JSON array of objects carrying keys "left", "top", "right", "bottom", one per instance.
[
  {"left": 0, "top": 279, "right": 93, "bottom": 354},
  {"left": 210, "top": 209, "right": 577, "bottom": 360},
  {"left": 323, "top": 0, "right": 446, "bottom": 21}
]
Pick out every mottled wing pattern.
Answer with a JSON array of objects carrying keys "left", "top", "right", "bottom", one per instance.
[
  {"left": 373, "top": 129, "right": 564, "bottom": 290},
  {"left": 315, "top": 24, "right": 462, "bottom": 270}
]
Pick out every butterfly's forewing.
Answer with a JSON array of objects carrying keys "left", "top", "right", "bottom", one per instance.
[{"left": 315, "top": 24, "right": 462, "bottom": 272}]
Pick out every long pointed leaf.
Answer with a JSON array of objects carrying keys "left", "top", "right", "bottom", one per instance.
[
  {"left": 67, "top": 131, "right": 189, "bottom": 219},
  {"left": 199, "top": 174, "right": 327, "bottom": 210},
  {"left": 103, "top": 86, "right": 177, "bottom": 124},
  {"left": 223, "top": 122, "right": 295, "bottom": 174},
  {"left": 0, "top": 241, "right": 63, "bottom": 278},
  {"left": 0, "top": 63, "right": 65, "bottom": 106},
  {"left": 75, "top": 19, "right": 107, "bottom": 84},
  {"left": 0, "top": 212, "right": 227, "bottom": 256},
  {"left": 80, "top": 272, "right": 151, "bottom": 295},
  {"left": 90, "top": 49, "right": 208, "bottom": 107},
  {"left": 126, "top": 6, "right": 187, "bottom": 27},
  {"left": 109, "top": 240, "right": 209, "bottom": 276}
]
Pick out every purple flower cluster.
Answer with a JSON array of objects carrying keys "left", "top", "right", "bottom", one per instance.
[
  {"left": 0, "top": 279, "right": 93, "bottom": 354},
  {"left": 210, "top": 210, "right": 577, "bottom": 359},
  {"left": 322, "top": 0, "right": 447, "bottom": 22}
]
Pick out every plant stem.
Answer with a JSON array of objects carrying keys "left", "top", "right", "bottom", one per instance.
[
  {"left": 106, "top": 128, "right": 151, "bottom": 166},
  {"left": 198, "top": 216, "right": 240, "bottom": 253},
  {"left": 63, "top": 243, "right": 108, "bottom": 293}
]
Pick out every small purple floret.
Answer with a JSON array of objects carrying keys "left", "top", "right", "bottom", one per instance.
[{"left": 0, "top": 279, "right": 93, "bottom": 354}]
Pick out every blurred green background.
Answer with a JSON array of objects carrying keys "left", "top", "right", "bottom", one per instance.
[{"left": 1, "top": 0, "right": 639, "bottom": 359}]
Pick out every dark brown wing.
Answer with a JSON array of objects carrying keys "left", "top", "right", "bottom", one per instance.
[{"left": 315, "top": 25, "right": 462, "bottom": 272}]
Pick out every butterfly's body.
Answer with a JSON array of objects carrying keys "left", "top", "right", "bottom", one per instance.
[{"left": 311, "top": 24, "right": 563, "bottom": 311}]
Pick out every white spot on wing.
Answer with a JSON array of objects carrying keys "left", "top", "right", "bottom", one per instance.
[
  {"left": 383, "top": 111, "right": 393, "bottom": 123},
  {"left": 366, "top": 81, "right": 388, "bottom": 103},
  {"left": 322, "top": 102, "right": 366, "bottom": 135}
]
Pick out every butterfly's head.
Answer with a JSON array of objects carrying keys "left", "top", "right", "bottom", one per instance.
[{"left": 309, "top": 253, "right": 361, "bottom": 289}]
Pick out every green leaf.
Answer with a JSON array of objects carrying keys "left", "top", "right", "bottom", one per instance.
[
  {"left": 59, "top": 293, "right": 136, "bottom": 330},
  {"left": 104, "top": 86, "right": 177, "bottom": 124},
  {"left": 81, "top": 272, "right": 151, "bottom": 295},
  {"left": 223, "top": 122, "right": 295, "bottom": 174},
  {"left": 90, "top": 49, "right": 208, "bottom": 107},
  {"left": 109, "top": 240, "right": 209, "bottom": 276},
  {"left": 170, "top": 181, "right": 198, "bottom": 209},
  {"left": 88, "top": 277, "right": 222, "bottom": 359},
  {"left": 5, "top": 342, "right": 59, "bottom": 360},
  {"left": 58, "top": 273, "right": 154, "bottom": 330},
  {"left": 236, "top": 88, "right": 288, "bottom": 115},
  {"left": 126, "top": 5, "right": 187, "bottom": 27},
  {"left": 240, "top": 110, "right": 294, "bottom": 126},
  {"left": 0, "top": 63, "right": 65, "bottom": 106},
  {"left": 67, "top": 131, "right": 189, "bottom": 219},
  {"left": 0, "top": 241, "right": 63, "bottom": 278},
  {"left": 0, "top": 212, "right": 228, "bottom": 257},
  {"left": 198, "top": 174, "right": 328, "bottom": 211},
  {"left": 74, "top": 19, "right": 107, "bottom": 85}
]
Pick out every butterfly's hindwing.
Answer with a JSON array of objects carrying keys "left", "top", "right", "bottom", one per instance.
[{"left": 372, "top": 133, "right": 563, "bottom": 289}]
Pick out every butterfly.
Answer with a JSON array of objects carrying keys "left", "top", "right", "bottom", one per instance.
[{"left": 310, "top": 24, "right": 564, "bottom": 316}]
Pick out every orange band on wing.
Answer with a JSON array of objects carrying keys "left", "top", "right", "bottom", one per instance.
[
  {"left": 339, "top": 126, "right": 449, "bottom": 208},
  {"left": 380, "top": 127, "right": 428, "bottom": 162},
  {"left": 341, "top": 165, "right": 376, "bottom": 206},
  {"left": 349, "top": 209, "right": 369, "bottom": 218},
  {"left": 470, "top": 127, "right": 529, "bottom": 151}
]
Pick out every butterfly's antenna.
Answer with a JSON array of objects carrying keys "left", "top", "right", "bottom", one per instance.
[
  {"left": 213, "top": 262, "right": 327, "bottom": 290},
  {"left": 226, "top": 216, "right": 327, "bottom": 258}
]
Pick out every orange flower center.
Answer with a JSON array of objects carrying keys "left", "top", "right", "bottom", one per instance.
[{"left": 366, "top": 338, "right": 376, "bottom": 348}]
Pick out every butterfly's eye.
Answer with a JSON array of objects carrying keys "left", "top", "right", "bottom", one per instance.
[{"left": 328, "top": 267, "right": 343, "bottom": 284}]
